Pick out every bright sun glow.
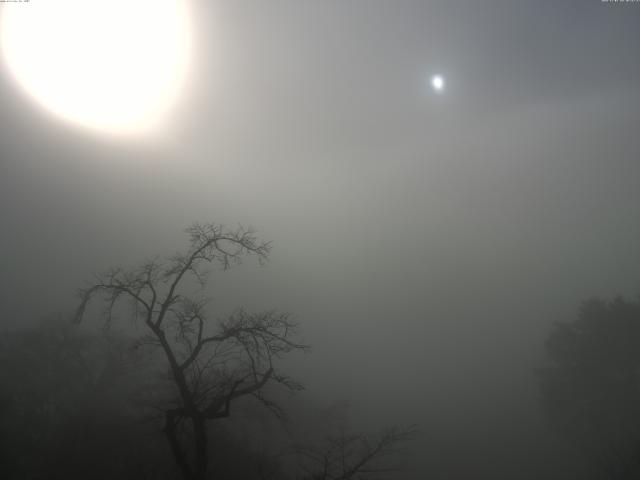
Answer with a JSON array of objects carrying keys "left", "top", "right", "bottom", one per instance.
[
  {"left": 431, "top": 74, "right": 445, "bottom": 93},
  {"left": 0, "top": 0, "right": 192, "bottom": 135}
]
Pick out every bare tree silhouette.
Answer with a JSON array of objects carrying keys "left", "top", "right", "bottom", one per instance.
[
  {"left": 74, "top": 223, "right": 309, "bottom": 480},
  {"left": 294, "top": 426, "right": 417, "bottom": 480}
]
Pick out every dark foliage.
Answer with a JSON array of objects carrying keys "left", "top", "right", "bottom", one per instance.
[
  {"left": 0, "top": 320, "right": 175, "bottom": 480},
  {"left": 538, "top": 296, "right": 640, "bottom": 479}
]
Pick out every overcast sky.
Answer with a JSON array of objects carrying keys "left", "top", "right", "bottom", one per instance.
[{"left": 1, "top": 1, "right": 640, "bottom": 478}]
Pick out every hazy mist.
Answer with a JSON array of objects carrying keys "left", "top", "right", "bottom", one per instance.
[{"left": 2, "top": 1, "right": 640, "bottom": 479}]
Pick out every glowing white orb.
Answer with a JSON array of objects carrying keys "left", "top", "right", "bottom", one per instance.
[
  {"left": 0, "top": 0, "right": 192, "bottom": 135},
  {"left": 431, "top": 74, "right": 445, "bottom": 93}
]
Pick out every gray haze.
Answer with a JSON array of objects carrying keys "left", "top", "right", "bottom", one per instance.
[{"left": 2, "top": 1, "right": 640, "bottom": 478}]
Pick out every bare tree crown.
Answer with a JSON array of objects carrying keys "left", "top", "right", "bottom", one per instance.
[
  {"left": 74, "top": 222, "right": 307, "bottom": 437},
  {"left": 295, "top": 426, "right": 418, "bottom": 480}
]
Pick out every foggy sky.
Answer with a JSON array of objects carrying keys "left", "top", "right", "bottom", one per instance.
[{"left": 2, "top": 1, "right": 640, "bottom": 478}]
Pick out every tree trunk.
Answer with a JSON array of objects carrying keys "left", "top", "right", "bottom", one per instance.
[
  {"left": 193, "top": 416, "right": 209, "bottom": 480},
  {"left": 164, "top": 411, "right": 194, "bottom": 480}
]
